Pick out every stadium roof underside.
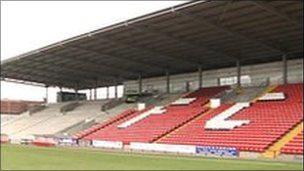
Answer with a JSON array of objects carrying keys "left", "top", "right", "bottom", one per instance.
[{"left": 1, "top": 1, "right": 303, "bottom": 90}]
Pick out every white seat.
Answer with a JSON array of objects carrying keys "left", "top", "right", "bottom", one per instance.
[
  {"left": 117, "top": 106, "right": 166, "bottom": 128},
  {"left": 258, "top": 92, "right": 285, "bottom": 101},
  {"left": 171, "top": 98, "right": 196, "bottom": 105}
]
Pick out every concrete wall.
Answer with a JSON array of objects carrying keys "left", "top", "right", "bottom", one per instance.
[
  {"left": 277, "top": 154, "right": 303, "bottom": 162},
  {"left": 1, "top": 100, "right": 44, "bottom": 115},
  {"left": 124, "top": 59, "right": 303, "bottom": 93},
  {"left": 239, "top": 151, "right": 261, "bottom": 159}
]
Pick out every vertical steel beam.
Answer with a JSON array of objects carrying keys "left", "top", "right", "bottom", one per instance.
[
  {"left": 58, "top": 87, "right": 62, "bottom": 102},
  {"left": 185, "top": 81, "right": 190, "bottom": 92},
  {"left": 94, "top": 79, "right": 98, "bottom": 100},
  {"left": 89, "top": 89, "right": 92, "bottom": 101},
  {"left": 45, "top": 86, "right": 49, "bottom": 103},
  {"left": 75, "top": 89, "right": 79, "bottom": 101},
  {"left": 217, "top": 78, "right": 221, "bottom": 86},
  {"left": 282, "top": 54, "right": 288, "bottom": 85},
  {"left": 198, "top": 66, "right": 203, "bottom": 88},
  {"left": 106, "top": 87, "right": 110, "bottom": 99},
  {"left": 138, "top": 73, "right": 142, "bottom": 94},
  {"left": 115, "top": 85, "right": 118, "bottom": 99},
  {"left": 236, "top": 60, "right": 241, "bottom": 87},
  {"left": 166, "top": 70, "right": 170, "bottom": 93},
  {"left": 122, "top": 85, "right": 126, "bottom": 97}
]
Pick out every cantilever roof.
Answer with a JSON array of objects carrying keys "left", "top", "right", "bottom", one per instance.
[{"left": 1, "top": 1, "right": 303, "bottom": 89}]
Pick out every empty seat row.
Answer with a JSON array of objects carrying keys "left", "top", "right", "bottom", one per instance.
[
  {"left": 158, "top": 83, "right": 303, "bottom": 153},
  {"left": 281, "top": 130, "right": 303, "bottom": 155},
  {"left": 80, "top": 86, "right": 229, "bottom": 144}
]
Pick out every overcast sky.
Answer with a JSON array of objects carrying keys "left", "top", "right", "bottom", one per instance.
[{"left": 0, "top": 1, "right": 186, "bottom": 102}]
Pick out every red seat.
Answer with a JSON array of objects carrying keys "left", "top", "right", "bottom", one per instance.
[
  {"left": 79, "top": 86, "right": 229, "bottom": 143},
  {"left": 281, "top": 130, "right": 303, "bottom": 155},
  {"left": 158, "top": 83, "right": 303, "bottom": 153}
]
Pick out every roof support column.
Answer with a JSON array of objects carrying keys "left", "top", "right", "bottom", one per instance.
[
  {"left": 138, "top": 73, "right": 142, "bottom": 95},
  {"left": 89, "top": 89, "right": 92, "bottom": 101},
  {"left": 236, "top": 60, "right": 241, "bottom": 87},
  {"left": 94, "top": 88, "right": 97, "bottom": 100},
  {"left": 57, "top": 87, "right": 62, "bottom": 102},
  {"left": 166, "top": 70, "right": 170, "bottom": 93},
  {"left": 115, "top": 85, "right": 118, "bottom": 99},
  {"left": 75, "top": 89, "right": 79, "bottom": 102},
  {"left": 185, "top": 81, "right": 190, "bottom": 92},
  {"left": 45, "top": 86, "right": 48, "bottom": 104},
  {"left": 123, "top": 85, "right": 126, "bottom": 97},
  {"left": 198, "top": 66, "right": 203, "bottom": 89},
  {"left": 114, "top": 80, "right": 118, "bottom": 99},
  {"left": 114, "top": 85, "right": 118, "bottom": 99},
  {"left": 106, "top": 87, "right": 110, "bottom": 99},
  {"left": 94, "top": 79, "right": 98, "bottom": 100},
  {"left": 282, "top": 54, "right": 288, "bottom": 85}
]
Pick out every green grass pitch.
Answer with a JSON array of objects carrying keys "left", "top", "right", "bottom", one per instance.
[{"left": 1, "top": 144, "right": 302, "bottom": 170}]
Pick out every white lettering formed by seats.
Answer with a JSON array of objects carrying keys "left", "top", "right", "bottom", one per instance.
[
  {"left": 171, "top": 98, "right": 196, "bottom": 105},
  {"left": 117, "top": 106, "right": 166, "bottom": 129},
  {"left": 205, "top": 102, "right": 250, "bottom": 130},
  {"left": 258, "top": 92, "right": 285, "bottom": 101}
]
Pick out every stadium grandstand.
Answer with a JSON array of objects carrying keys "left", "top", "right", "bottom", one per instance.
[{"left": 1, "top": 1, "right": 303, "bottom": 170}]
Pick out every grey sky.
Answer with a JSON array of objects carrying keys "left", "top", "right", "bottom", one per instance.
[{"left": 1, "top": 1, "right": 186, "bottom": 102}]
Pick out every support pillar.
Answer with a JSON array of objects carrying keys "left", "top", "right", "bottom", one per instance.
[
  {"left": 45, "top": 86, "right": 48, "bottom": 103},
  {"left": 58, "top": 87, "right": 63, "bottom": 102},
  {"left": 123, "top": 85, "right": 126, "bottom": 97},
  {"left": 115, "top": 85, "right": 118, "bottom": 99},
  {"left": 89, "top": 89, "right": 92, "bottom": 101},
  {"left": 186, "top": 81, "right": 190, "bottom": 92},
  {"left": 106, "top": 87, "right": 110, "bottom": 99},
  {"left": 94, "top": 79, "right": 98, "bottom": 100},
  {"left": 198, "top": 66, "right": 202, "bottom": 89},
  {"left": 75, "top": 89, "right": 79, "bottom": 101},
  {"left": 94, "top": 88, "right": 97, "bottom": 100},
  {"left": 236, "top": 60, "right": 241, "bottom": 87},
  {"left": 282, "top": 54, "right": 287, "bottom": 85},
  {"left": 138, "top": 74, "right": 142, "bottom": 94},
  {"left": 166, "top": 70, "right": 170, "bottom": 93}
]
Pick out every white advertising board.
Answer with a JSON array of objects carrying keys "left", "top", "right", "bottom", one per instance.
[
  {"left": 130, "top": 142, "right": 196, "bottom": 154},
  {"left": 92, "top": 140, "right": 123, "bottom": 149}
]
